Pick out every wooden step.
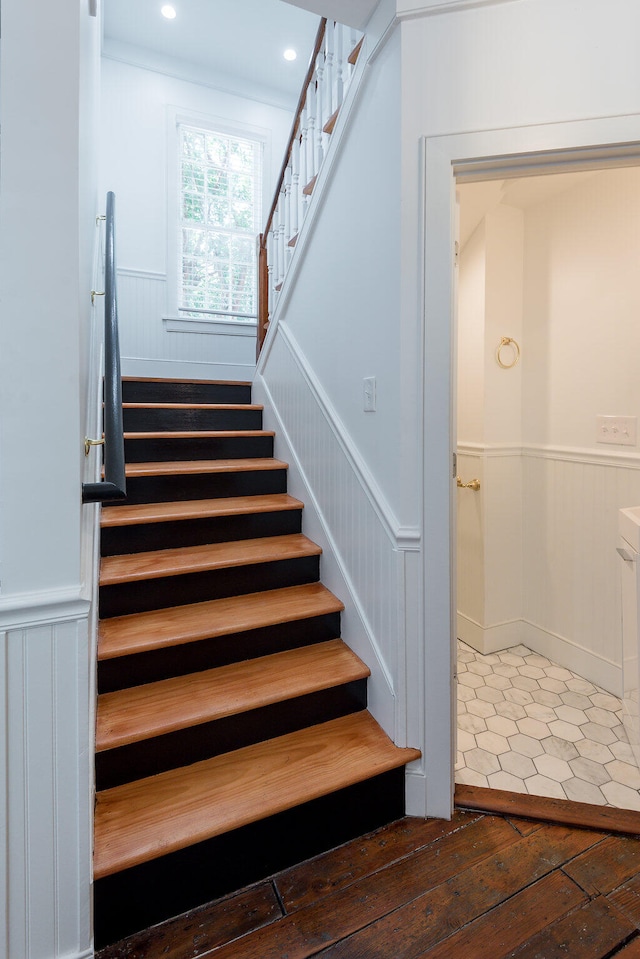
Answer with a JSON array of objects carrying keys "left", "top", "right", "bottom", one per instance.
[
  {"left": 323, "top": 108, "right": 339, "bottom": 135},
  {"left": 99, "top": 534, "right": 321, "bottom": 586},
  {"left": 123, "top": 457, "right": 287, "bottom": 478},
  {"left": 98, "top": 582, "right": 344, "bottom": 661},
  {"left": 121, "top": 378, "right": 252, "bottom": 405},
  {"left": 96, "top": 639, "right": 369, "bottom": 751},
  {"left": 93, "top": 711, "right": 421, "bottom": 879},
  {"left": 122, "top": 403, "right": 264, "bottom": 411},
  {"left": 100, "top": 494, "right": 303, "bottom": 528},
  {"left": 348, "top": 36, "right": 364, "bottom": 65},
  {"left": 302, "top": 174, "right": 317, "bottom": 196},
  {"left": 123, "top": 430, "right": 274, "bottom": 440}
]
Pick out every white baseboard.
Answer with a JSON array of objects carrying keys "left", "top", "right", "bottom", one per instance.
[
  {"left": 457, "top": 612, "right": 524, "bottom": 654},
  {"left": 405, "top": 768, "right": 429, "bottom": 817},
  {"left": 457, "top": 611, "right": 622, "bottom": 697},
  {"left": 521, "top": 621, "right": 622, "bottom": 698},
  {"left": 120, "top": 356, "right": 255, "bottom": 381}
]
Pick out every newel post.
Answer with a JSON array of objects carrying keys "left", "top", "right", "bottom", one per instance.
[{"left": 257, "top": 233, "right": 269, "bottom": 359}]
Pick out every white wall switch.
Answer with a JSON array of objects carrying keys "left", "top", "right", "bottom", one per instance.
[
  {"left": 596, "top": 415, "right": 637, "bottom": 446},
  {"left": 363, "top": 376, "right": 376, "bottom": 412}
]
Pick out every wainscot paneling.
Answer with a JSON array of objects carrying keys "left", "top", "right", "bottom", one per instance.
[
  {"left": 522, "top": 447, "right": 640, "bottom": 697},
  {"left": 117, "top": 269, "right": 256, "bottom": 380},
  {"left": 255, "top": 324, "right": 421, "bottom": 753},
  {"left": 456, "top": 442, "right": 640, "bottom": 696},
  {"left": 3, "top": 604, "right": 92, "bottom": 959}
]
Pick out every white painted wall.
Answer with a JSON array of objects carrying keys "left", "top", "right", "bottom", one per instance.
[
  {"left": 100, "top": 56, "right": 294, "bottom": 379},
  {"left": 0, "top": 0, "right": 98, "bottom": 955}
]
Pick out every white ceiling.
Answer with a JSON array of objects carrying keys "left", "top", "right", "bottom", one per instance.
[
  {"left": 102, "top": 0, "right": 323, "bottom": 109},
  {"left": 458, "top": 170, "right": 604, "bottom": 248},
  {"left": 282, "top": 0, "right": 379, "bottom": 29}
]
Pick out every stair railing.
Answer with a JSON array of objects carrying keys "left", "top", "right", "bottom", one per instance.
[
  {"left": 83, "top": 191, "right": 127, "bottom": 504},
  {"left": 257, "top": 19, "right": 363, "bottom": 356}
]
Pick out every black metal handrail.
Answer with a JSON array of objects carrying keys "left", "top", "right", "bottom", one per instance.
[{"left": 82, "top": 192, "right": 127, "bottom": 504}]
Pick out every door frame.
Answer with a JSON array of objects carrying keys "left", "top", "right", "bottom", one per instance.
[{"left": 418, "top": 114, "right": 640, "bottom": 819}]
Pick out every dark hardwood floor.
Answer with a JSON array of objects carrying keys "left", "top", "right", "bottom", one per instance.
[{"left": 97, "top": 789, "right": 640, "bottom": 959}]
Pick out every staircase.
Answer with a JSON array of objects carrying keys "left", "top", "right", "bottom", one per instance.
[{"left": 93, "top": 377, "right": 420, "bottom": 949}]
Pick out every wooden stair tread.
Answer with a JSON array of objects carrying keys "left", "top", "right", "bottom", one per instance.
[
  {"left": 348, "top": 37, "right": 363, "bottom": 65},
  {"left": 93, "top": 711, "right": 421, "bottom": 879},
  {"left": 100, "top": 494, "right": 303, "bottom": 528},
  {"left": 100, "top": 534, "right": 321, "bottom": 586},
  {"left": 122, "top": 403, "right": 263, "bottom": 411},
  {"left": 96, "top": 639, "right": 368, "bottom": 751},
  {"left": 98, "top": 583, "right": 345, "bottom": 660},
  {"left": 287, "top": 233, "right": 299, "bottom": 248},
  {"left": 302, "top": 174, "right": 317, "bottom": 196},
  {"left": 323, "top": 108, "right": 339, "bottom": 135},
  {"left": 122, "top": 377, "right": 251, "bottom": 386},
  {"left": 124, "top": 458, "right": 287, "bottom": 478},
  {"left": 124, "top": 430, "right": 275, "bottom": 440}
]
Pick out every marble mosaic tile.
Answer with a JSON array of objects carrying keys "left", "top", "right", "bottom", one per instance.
[{"left": 455, "top": 640, "right": 640, "bottom": 810}]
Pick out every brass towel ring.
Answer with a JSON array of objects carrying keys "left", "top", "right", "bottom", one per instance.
[{"left": 496, "top": 336, "right": 520, "bottom": 369}]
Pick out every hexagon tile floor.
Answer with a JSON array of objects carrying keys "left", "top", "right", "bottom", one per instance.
[{"left": 456, "top": 640, "right": 640, "bottom": 810}]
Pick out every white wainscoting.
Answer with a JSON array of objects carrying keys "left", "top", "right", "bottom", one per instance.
[
  {"left": 456, "top": 442, "right": 640, "bottom": 695},
  {"left": 117, "top": 268, "right": 256, "bottom": 380},
  {"left": 2, "top": 601, "right": 92, "bottom": 959},
  {"left": 254, "top": 323, "right": 422, "bottom": 752}
]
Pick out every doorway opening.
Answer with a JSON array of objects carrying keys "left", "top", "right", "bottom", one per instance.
[{"left": 453, "top": 165, "right": 640, "bottom": 810}]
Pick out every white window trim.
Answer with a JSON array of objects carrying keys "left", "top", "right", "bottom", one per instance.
[{"left": 165, "top": 105, "right": 271, "bottom": 330}]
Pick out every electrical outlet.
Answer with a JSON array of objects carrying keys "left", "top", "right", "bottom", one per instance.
[
  {"left": 596, "top": 415, "right": 637, "bottom": 446},
  {"left": 363, "top": 377, "right": 376, "bottom": 412}
]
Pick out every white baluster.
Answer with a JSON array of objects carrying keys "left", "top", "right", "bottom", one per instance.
[
  {"left": 306, "top": 78, "right": 317, "bottom": 186},
  {"left": 325, "top": 21, "right": 334, "bottom": 123},
  {"left": 349, "top": 28, "right": 358, "bottom": 77},
  {"left": 283, "top": 166, "right": 292, "bottom": 258},
  {"left": 335, "top": 23, "right": 344, "bottom": 110},
  {"left": 278, "top": 204, "right": 286, "bottom": 286},
  {"left": 299, "top": 103, "right": 309, "bottom": 213},
  {"left": 315, "top": 50, "right": 324, "bottom": 169},
  {"left": 290, "top": 135, "right": 300, "bottom": 245},
  {"left": 267, "top": 229, "right": 275, "bottom": 306}
]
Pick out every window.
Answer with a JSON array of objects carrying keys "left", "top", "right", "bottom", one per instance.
[{"left": 177, "top": 123, "right": 263, "bottom": 322}]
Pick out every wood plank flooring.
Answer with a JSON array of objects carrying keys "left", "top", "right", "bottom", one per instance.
[{"left": 96, "top": 803, "right": 640, "bottom": 958}]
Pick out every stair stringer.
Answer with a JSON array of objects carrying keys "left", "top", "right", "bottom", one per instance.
[{"left": 253, "top": 326, "right": 421, "bottom": 757}]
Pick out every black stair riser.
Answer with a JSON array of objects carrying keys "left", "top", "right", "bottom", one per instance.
[
  {"left": 96, "top": 683, "right": 367, "bottom": 790},
  {"left": 101, "top": 509, "right": 303, "bottom": 556},
  {"left": 123, "top": 434, "right": 274, "bottom": 463},
  {"left": 99, "top": 555, "right": 321, "bottom": 618},
  {"left": 94, "top": 768, "right": 406, "bottom": 949},
  {"left": 121, "top": 381, "right": 252, "bottom": 405},
  {"left": 105, "top": 469, "right": 287, "bottom": 506},
  {"left": 98, "top": 611, "right": 343, "bottom": 693},
  {"left": 123, "top": 408, "right": 263, "bottom": 432}
]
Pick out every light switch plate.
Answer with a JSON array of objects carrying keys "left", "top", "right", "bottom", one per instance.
[
  {"left": 363, "top": 377, "right": 376, "bottom": 412},
  {"left": 596, "top": 415, "right": 637, "bottom": 446}
]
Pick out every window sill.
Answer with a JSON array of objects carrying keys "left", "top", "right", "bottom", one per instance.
[{"left": 163, "top": 316, "right": 257, "bottom": 336}]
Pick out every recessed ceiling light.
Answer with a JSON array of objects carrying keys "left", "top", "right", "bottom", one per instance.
[
  {"left": 161, "top": 5, "right": 177, "bottom": 19},
  {"left": 283, "top": 48, "right": 297, "bottom": 62}
]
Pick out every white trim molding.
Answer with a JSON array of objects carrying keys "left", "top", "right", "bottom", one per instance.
[
  {"left": 422, "top": 116, "right": 640, "bottom": 819},
  {"left": 163, "top": 316, "right": 257, "bottom": 337},
  {"left": 396, "top": 0, "right": 521, "bottom": 19},
  {"left": 117, "top": 267, "right": 166, "bottom": 282},
  {"left": 0, "top": 587, "right": 90, "bottom": 630}
]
